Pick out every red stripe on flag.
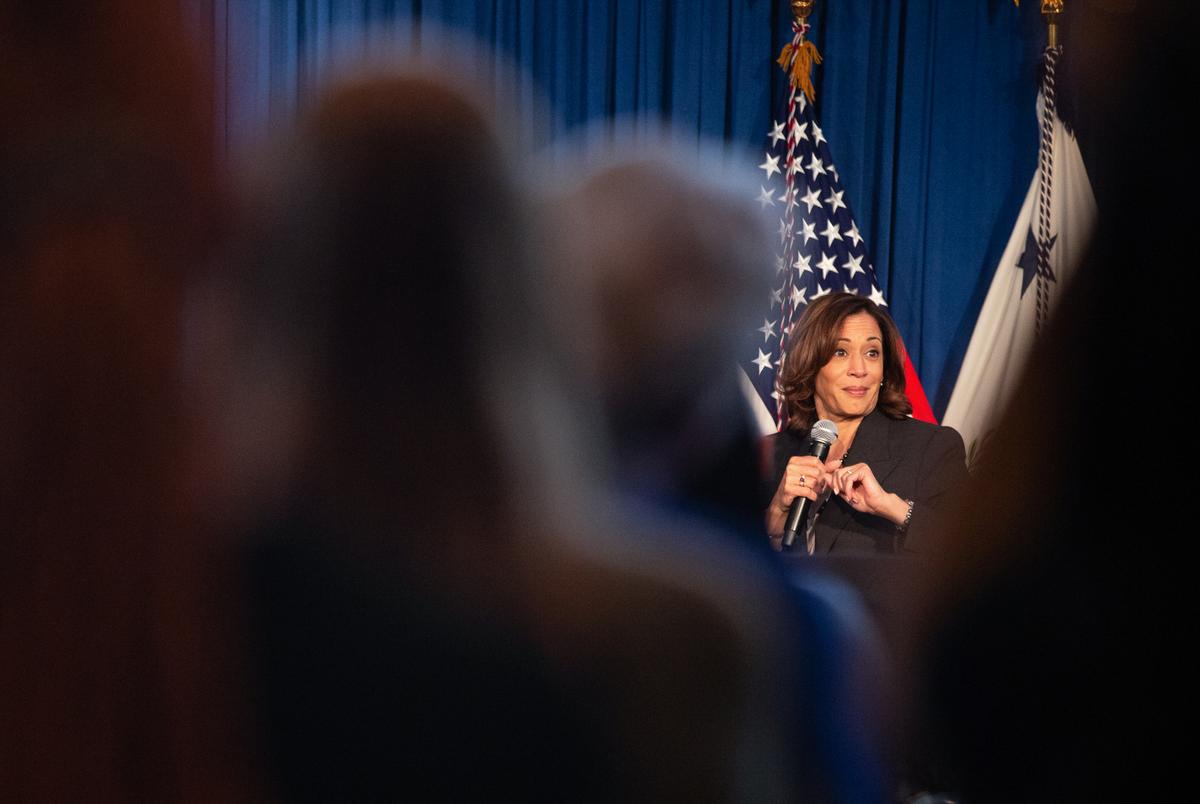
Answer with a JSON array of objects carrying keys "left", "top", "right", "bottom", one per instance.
[{"left": 901, "top": 344, "right": 937, "bottom": 423}]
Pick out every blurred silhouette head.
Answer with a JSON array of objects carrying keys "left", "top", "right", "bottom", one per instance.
[
  {"left": 232, "top": 69, "right": 568, "bottom": 562},
  {"left": 549, "top": 153, "right": 771, "bottom": 522}
]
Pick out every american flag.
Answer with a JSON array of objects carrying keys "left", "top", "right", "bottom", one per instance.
[{"left": 742, "top": 20, "right": 934, "bottom": 432}]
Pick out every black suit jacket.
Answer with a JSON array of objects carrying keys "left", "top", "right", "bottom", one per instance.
[{"left": 765, "top": 409, "right": 968, "bottom": 554}]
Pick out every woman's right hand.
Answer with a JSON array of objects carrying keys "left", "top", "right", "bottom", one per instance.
[{"left": 765, "top": 455, "right": 831, "bottom": 542}]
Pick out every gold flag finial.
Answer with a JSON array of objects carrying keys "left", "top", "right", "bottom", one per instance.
[
  {"left": 790, "top": 0, "right": 816, "bottom": 23},
  {"left": 1042, "top": 0, "right": 1063, "bottom": 48},
  {"left": 778, "top": 0, "right": 822, "bottom": 102},
  {"left": 1014, "top": 1, "right": 1065, "bottom": 48}
]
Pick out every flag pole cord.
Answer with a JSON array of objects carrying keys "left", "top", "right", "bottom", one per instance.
[
  {"left": 773, "top": 1, "right": 820, "bottom": 424},
  {"left": 1033, "top": 0, "right": 1064, "bottom": 336}
]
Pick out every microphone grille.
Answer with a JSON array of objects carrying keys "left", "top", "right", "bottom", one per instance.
[{"left": 810, "top": 419, "right": 839, "bottom": 445}]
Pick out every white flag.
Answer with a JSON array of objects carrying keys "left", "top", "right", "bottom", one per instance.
[{"left": 942, "top": 93, "right": 1097, "bottom": 465}]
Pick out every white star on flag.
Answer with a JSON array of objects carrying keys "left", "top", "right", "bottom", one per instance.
[
  {"left": 793, "top": 252, "right": 812, "bottom": 276},
  {"left": 753, "top": 349, "right": 773, "bottom": 373},
  {"left": 843, "top": 253, "right": 865, "bottom": 278},
  {"left": 800, "top": 219, "right": 817, "bottom": 245},
  {"left": 816, "top": 252, "right": 838, "bottom": 278},
  {"left": 806, "top": 155, "right": 826, "bottom": 180},
  {"left": 846, "top": 222, "right": 863, "bottom": 247},
  {"left": 769, "top": 120, "right": 786, "bottom": 146},
  {"left": 759, "top": 153, "right": 781, "bottom": 179},
  {"left": 820, "top": 220, "right": 842, "bottom": 246}
]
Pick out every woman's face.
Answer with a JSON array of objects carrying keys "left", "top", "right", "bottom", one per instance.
[{"left": 813, "top": 311, "right": 884, "bottom": 424}]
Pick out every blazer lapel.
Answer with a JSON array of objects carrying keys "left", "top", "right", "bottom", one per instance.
[{"left": 821, "top": 410, "right": 900, "bottom": 553}]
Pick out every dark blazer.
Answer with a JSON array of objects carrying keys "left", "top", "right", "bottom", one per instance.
[{"left": 765, "top": 409, "right": 968, "bottom": 554}]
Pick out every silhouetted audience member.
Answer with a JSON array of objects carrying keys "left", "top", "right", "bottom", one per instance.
[
  {"left": 546, "top": 154, "right": 891, "bottom": 803},
  {"left": 905, "top": 4, "right": 1189, "bottom": 801},
  {"left": 0, "top": 4, "right": 257, "bottom": 801},
  {"left": 230, "top": 73, "right": 809, "bottom": 801},
  {"left": 546, "top": 154, "right": 771, "bottom": 536},
  {"left": 227, "top": 70, "right": 586, "bottom": 801}
]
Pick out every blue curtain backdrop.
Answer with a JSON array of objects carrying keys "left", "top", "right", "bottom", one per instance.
[{"left": 184, "top": 0, "right": 1048, "bottom": 417}]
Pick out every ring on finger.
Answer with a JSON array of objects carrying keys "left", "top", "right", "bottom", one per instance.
[{"left": 799, "top": 475, "right": 807, "bottom": 487}]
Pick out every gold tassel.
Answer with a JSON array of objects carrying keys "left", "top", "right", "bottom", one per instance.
[{"left": 776, "top": 39, "right": 823, "bottom": 103}]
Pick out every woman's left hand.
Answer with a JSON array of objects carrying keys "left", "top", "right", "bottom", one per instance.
[{"left": 829, "top": 461, "right": 910, "bottom": 526}]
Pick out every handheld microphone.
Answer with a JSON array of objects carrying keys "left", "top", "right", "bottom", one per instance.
[{"left": 782, "top": 419, "right": 838, "bottom": 551}]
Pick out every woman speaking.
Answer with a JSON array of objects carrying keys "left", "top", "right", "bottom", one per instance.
[{"left": 764, "top": 293, "right": 968, "bottom": 554}]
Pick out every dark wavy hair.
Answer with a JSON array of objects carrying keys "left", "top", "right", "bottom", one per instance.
[{"left": 777, "top": 292, "right": 911, "bottom": 431}]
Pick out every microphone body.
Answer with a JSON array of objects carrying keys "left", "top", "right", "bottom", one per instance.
[{"left": 782, "top": 419, "right": 838, "bottom": 551}]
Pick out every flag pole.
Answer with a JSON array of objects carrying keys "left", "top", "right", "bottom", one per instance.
[
  {"left": 1042, "top": 0, "right": 1063, "bottom": 49},
  {"left": 1015, "top": 1, "right": 1064, "bottom": 48}
]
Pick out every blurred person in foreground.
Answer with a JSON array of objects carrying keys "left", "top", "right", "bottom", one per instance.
[
  {"left": 547, "top": 152, "right": 891, "bottom": 803},
  {"left": 545, "top": 150, "right": 775, "bottom": 536},
  {"left": 0, "top": 3, "right": 256, "bottom": 800},
  {"left": 229, "top": 68, "right": 810, "bottom": 801},
  {"left": 902, "top": 3, "right": 1190, "bottom": 800},
  {"left": 763, "top": 293, "right": 968, "bottom": 555}
]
